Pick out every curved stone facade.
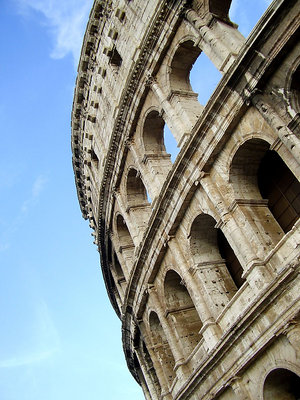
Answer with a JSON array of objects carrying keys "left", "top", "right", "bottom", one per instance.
[{"left": 71, "top": 0, "right": 300, "bottom": 398}]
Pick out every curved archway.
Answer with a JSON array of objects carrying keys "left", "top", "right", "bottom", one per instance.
[
  {"left": 230, "top": 139, "right": 300, "bottom": 234},
  {"left": 258, "top": 150, "right": 300, "bottom": 233},
  {"left": 168, "top": 39, "right": 203, "bottom": 129},
  {"left": 290, "top": 63, "right": 300, "bottom": 114},
  {"left": 116, "top": 214, "right": 134, "bottom": 247},
  {"left": 149, "top": 311, "right": 176, "bottom": 387},
  {"left": 116, "top": 214, "right": 134, "bottom": 269},
  {"left": 126, "top": 167, "right": 149, "bottom": 207},
  {"left": 170, "top": 40, "right": 201, "bottom": 92},
  {"left": 164, "top": 270, "right": 202, "bottom": 354},
  {"left": 112, "top": 252, "right": 126, "bottom": 283},
  {"left": 263, "top": 368, "right": 300, "bottom": 399},
  {"left": 230, "top": 138, "right": 270, "bottom": 200},
  {"left": 143, "top": 110, "right": 166, "bottom": 153},
  {"left": 190, "top": 213, "right": 244, "bottom": 289}
]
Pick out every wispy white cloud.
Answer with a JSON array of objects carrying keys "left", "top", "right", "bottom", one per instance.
[
  {"left": 0, "top": 349, "right": 57, "bottom": 369},
  {"left": 229, "top": 0, "right": 272, "bottom": 37},
  {"left": 21, "top": 174, "right": 47, "bottom": 214},
  {"left": 16, "top": 0, "right": 93, "bottom": 65},
  {"left": 0, "top": 301, "right": 60, "bottom": 369},
  {"left": 0, "top": 174, "right": 47, "bottom": 252}
]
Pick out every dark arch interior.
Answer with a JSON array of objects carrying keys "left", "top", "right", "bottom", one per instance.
[
  {"left": 170, "top": 40, "right": 201, "bottom": 92},
  {"left": 218, "top": 229, "right": 245, "bottom": 289},
  {"left": 127, "top": 168, "right": 148, "bottom": 206},
  {"left": 263, "top": 368, "right": 300, "bottom": 399},
  {"left": 258, "top": 150, "right": 300, "bottom": 233},
  {"left": 143, "top": 110, "right": 166, "bottom": 153},
  {"left": 290, "top": 65, "right": 300, "bottom": 113}
]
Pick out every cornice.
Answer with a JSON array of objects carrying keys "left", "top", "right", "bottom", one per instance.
[{"left": 71, "top": 0, "right": 113, "bottom": 219}]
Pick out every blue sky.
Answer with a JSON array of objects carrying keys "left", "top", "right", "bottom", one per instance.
[{"left": 0, "top": 1, "right": 271, "bottom": 399}]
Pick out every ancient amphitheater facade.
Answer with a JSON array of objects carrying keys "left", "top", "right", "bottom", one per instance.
[{"left": 72, "top": 0, "right": 300, "bottom": 398}]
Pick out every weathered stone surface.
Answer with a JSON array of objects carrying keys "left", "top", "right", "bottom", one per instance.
[{"left": 71, "top": 0, "right": 300, "bottom": 398}]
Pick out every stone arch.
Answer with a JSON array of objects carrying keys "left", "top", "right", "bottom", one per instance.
[
  {"left": 139, "top": 340, "right": 161, "bottom": 398},
  {"left": 148, "top": 311, "right": 176, "bottom": 387},
  {"left": 164, "top": 269, "right": 202, "bottom": 354},
  {"left": 116, "top": 213, "right": 134, "bottom": 269},
  {"left": 143, "top": 110, "right": 166, "bottom": 153},
  {"left": 190, "top": 213, "right": 244, "bottom": 290},
  {"left": 141, "top": 109, "right": 173, "bottom": 191},
  {"left": 125, "top": 167, "right": 152, "bottom": 241},
  {"left": 116, "top": 214, "right": 134, "bottom": 247},
  {"left": 112, "top": 251, "right": 126, "bottom": 284},
  {"left": 168, "top": 38, "right": 204, "bottom": 128},
  {"left": 169, "top": 39, "right": 201, "bottom": 93},
  {"left": 230, "top": 138, "right": 270, "bottom": 200},
  {"left": 230, "top": 138, "right": 300, "bottom": 234},
  {"left": 263, "top": 368, "right": 300, "bottom": 400},
  {"left": 287, "top": 57, "right": 300, "bottom": 116},
  {"left": 126, "top": 167, "right": 149, "bottom": 207}
]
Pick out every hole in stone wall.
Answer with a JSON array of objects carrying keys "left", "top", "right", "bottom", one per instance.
[
  {"left": 164, "top": 270, "right": 202, "bottom": 353},
  {"left": 110, "top": 48, "right": 122, "bottom": 67},
  {"left": 127, "top": 168, "right": 150, "bottom": 206},
  {"left": 263, "top": 368, "right": 300, "bottom": 400},
  {"left": 290, "top": 65, "right": 300, "bottom": 113},
  {"left": 149, "top": 311, "right": 176, "bottom": 385},
  {"left": 258, "top": 150, "right": 300, "bottom": 233}
]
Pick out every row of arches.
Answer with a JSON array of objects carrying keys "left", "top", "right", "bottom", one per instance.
[
  {"left": 112, "top": 136, "right": 300, "bottom": 277},
  {"left": 111, "top": 137, "right": 300, "bottom": 393}
]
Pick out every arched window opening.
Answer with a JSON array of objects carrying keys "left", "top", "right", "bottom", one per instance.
[
  {"left": 112, "top": 252, "right": 126, "bottom": 283},
  {"left": 190, "top": 51, "right": 222, "bottom": 105},
  {"left": 143, "top": 110, "right": 166, "bottom": 153},
  {"left": 116, "top": 214, "right": 134, "bottom": 248},
  {"left": 218, "top": 229, "right": 245, "bottom": 289},
  {"left": 258, "top": 150, "right": 300, "bottom": 233},
  {"left": 230, "top": 139, "right": 270, "bottom": 200},
  {"left": 190, "top": 214, "right": 243, "bottom": 292},
  {"left": 116, "top": 214, "right": 134, "bottom": 269},
  {"left": 170, "top": 40, "right": 201, "bottom": 92},
  {"left": 110, "top": 47, "right": 122, "bottom": 67},
  {"left": 169, "top": 40, "right": 204, "bottom": 126},
  {"left": 127, "top": 168, "right": 149, "bottom": 207},
  {"left": 164, "top": 270, "right": 202, "bottom": 353},
  {"left": 149, "top": 312, "right": 176, "bottom": 386},
  {"left": 290, "top": 65, "right": 300, "bottom": 113},
  {"left": 143, "top": 111, "right": 178, "bottom": 162},
  {"left": 90, "top": 147, "right": 99, "bottom": 169},
  {"left": 142, "top": 111, "right": 174, "bottom": 185},
  {"left": 263, "top": 368, "right": 300, "bottom": 400},
  {"left": 141, "top": 341, "right": 161, "bottom": 396}
]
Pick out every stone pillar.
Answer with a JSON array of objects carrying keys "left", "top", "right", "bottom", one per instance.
[
  {"left": 252, "top": 95, "right": 300, "bottom": 165},
  {"left": 147, "top": 285, "right": 190, "bottom": 380},
  {"left": 167, "top": 237, "right": 222, "bottom": 349},
  {"left": 135, "top": 349, "right": 160, "bottom": 400},
  {"left": 141, "top": 329, "right": 173, "bottom": 400},
  {"left": 199, "top": 176, "right": 276, "bottom": 289},
  {"left": 127, "top": 142, "right": 161, "bottom": 201},
  {"left": 228, "top": 376, "right": 254, "bottom": 399},
  {"left": 185, "top": 9, "right": 244, "bottom": 73},
  {"left": 148, "top": 76, "right": 190, "bottom": 145},
  {"left": 283, "top": 321, "right": 300, "bottom": 357}
]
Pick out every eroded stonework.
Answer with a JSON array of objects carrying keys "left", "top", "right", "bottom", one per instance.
[{"left": 72, "top": 0, "right": 300, "bottom": 398}]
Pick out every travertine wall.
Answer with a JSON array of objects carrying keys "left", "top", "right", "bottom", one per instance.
[{"left": 71, "top": 0, "right": 300, "bottom": 398}]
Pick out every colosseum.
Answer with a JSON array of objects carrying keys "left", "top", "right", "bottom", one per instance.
[{"left": 71, "top": 0, "right": 300, "bottom": 398}]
